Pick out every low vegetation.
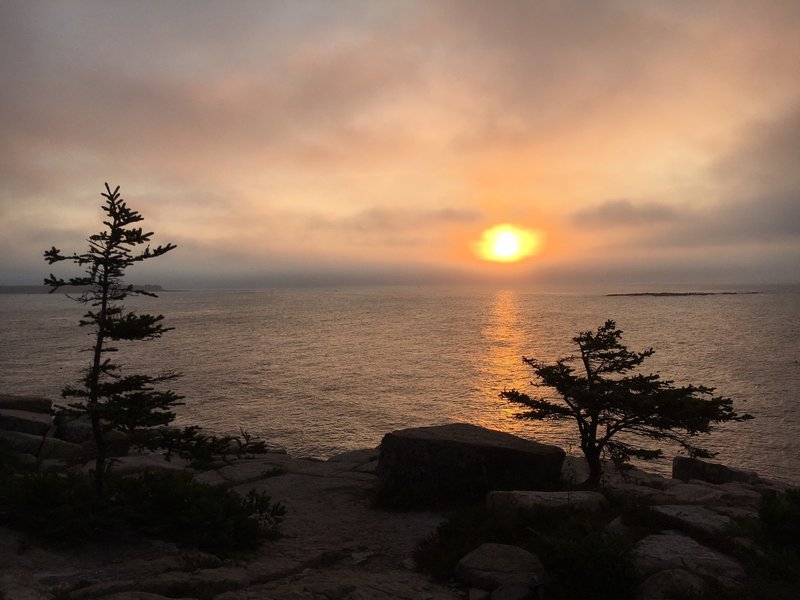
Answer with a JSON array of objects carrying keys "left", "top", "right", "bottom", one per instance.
[
  {"left": 415, "top": 502, "right": 637, "bottom": 599},
  {"left": 0, "top": 468, "right": 285, "bottom": 555}
]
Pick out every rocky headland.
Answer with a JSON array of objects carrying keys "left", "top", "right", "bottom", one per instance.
[{"left": 0, "top": 394, "right": 796, "bottom": 600}]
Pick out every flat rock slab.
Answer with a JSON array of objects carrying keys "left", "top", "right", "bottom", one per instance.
[
  {"left": 0, "top": 394, "right": 53, "bottom": 414},
  {"left": 488, "top": 490, "right": 607, "bottom": 517},
  {"left": 377, "top": 423, "right": 565, "bottom": 507},
  {"left": 0, "top": 429, "right": 82, "bottom": 459},
  {"left": 651, "top": 505, "right": 732, "bottom": 535},
  {"left": 0, "top": 408, "right": 52, "bottom": 436},
  {"left": 633, "top": 532, "right": 746, "bottom": 589},
  {"left": 455, "top": 543, "right": 544, "bottom": 591}
]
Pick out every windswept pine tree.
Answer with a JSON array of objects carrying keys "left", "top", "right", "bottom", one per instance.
[
  {"left": 501, "top": 320, "right": 753, "bottom": 487},
  {"left": 44, "top": 183, "right": 180, "bottom": 494}
]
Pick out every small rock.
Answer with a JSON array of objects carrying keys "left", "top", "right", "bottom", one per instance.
[
  {"left": 455, "top": 543, "right": 545, "bottom": 591},
  {"left": 637, "top": 568, "right": 705, "bottom": 600}
]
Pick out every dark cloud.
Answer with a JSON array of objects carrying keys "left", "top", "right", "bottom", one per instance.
[
  {"left": 571, "top": 200, "right": 680, "bottom": 228},
  {"left": 712, "top": 106, "right": 800, "bottom": 241}
]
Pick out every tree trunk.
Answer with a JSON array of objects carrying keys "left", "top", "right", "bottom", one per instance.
[{"left": 583, "top": 448, "right": 603, "bottom": 488}]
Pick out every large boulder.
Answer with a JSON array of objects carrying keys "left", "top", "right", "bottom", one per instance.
[
  {"left": 672, "top": 457, "right": 759, "bottom": 485},
  {"left": 376, "top": 423, "right": 564, "bottom": 507}
]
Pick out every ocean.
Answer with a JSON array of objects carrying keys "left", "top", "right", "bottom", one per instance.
[{"left": 2, "top": 284, "right": 798, "bottom": 484}]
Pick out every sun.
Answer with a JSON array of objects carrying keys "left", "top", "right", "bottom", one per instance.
[{"left": 474, "top": 224, "right": 543, "bottom": 263}]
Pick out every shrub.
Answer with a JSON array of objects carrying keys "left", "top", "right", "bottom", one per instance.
[
  {"left": 0, "top": 470, "right": 285, "bottom": 555},
  {"left": 414, "top": 503, "right": 636, "bottom": 599},
  {"left": 760, "top": 488, "right": 800, "bottom": 552},
  {"left": 114, "top": 471, "right": 285, "bottom": 553},
  {"left": 0, "top": 472, "right": 123, "bottom": 541}
]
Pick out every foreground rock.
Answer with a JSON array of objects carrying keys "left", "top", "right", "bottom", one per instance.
[
  {"left": 455, "top": 543, "right": 545, "bottom": 594},
  {"left": 377, "top": 423, "right": 565, "bottom": 507},
  {"left": 0, "top": 450, "right": 460, "bottom": 600},
  {"left": 633, "top": 531, "right": 746, "bottom": 589}
]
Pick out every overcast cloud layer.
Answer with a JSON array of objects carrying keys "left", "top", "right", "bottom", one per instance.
[{"left": 1, "top": 0, "right": 798, "bottom": 287}]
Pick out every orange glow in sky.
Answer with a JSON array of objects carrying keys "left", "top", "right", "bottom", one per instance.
[
  {"left": 474, "top": 225, "right": 544, "bottom": 263},
  {"left": 0, "top": 2, "right": 798, "bottom": 287}
]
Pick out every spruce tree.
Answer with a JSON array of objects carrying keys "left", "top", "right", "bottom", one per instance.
[
  {"left": 501, "top": 320, "right": 753, "bottom": 487},
  {"left": 44, "top": 183, "right": 180, "bottom": 494}
]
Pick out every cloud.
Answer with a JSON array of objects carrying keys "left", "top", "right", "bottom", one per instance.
[
  {"left": 1, "top": 1, "right": 799, "bottom": 285},
  {"left": 306, "top": 206, "right": 483, "bottom": 247},
  {"left": 711, "top": 105, "right": 800, "bottom": 241},
  {"left": 571, "top": 200, "right": 680, "bottom": 229}
]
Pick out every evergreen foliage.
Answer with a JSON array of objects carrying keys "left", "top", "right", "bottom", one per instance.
[
  {"left": 501, "top": 320, "right": 752, "bottom": 487},
  {"left": 44, "top": 183, "right": 180, "bottom": 494}
]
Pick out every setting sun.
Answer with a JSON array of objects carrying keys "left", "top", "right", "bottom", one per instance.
[{"left": 474, "top": 224, "right": 543, "bottom": 263}]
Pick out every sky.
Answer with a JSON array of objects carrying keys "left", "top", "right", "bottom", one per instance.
[{"left": 1, "top": 0, "right": 799, "bottom": 288}]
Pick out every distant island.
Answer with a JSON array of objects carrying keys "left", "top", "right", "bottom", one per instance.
[
  {"left": 0, "top": 284, "right": 165, "bottom": 294},
  {"left": 607, "top": 291, "right": 759, "bottom": 297}
]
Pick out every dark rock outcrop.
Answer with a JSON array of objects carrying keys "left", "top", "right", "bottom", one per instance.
[
  {"left": 672, "top": 456, "right": 759, "bottom": 485},
  {"left": 0, "top": 394, "right": 52, "bottom": 414},
  {"left": 376, "top": 423, "right": 564, "bottom": 507}
]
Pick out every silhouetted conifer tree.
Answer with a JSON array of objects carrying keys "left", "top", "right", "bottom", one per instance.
[
  {"left": 501, "top": 320, "right": 753, "bottom": 487},
  {"left": 44, "top": 183, "right": 180, "bottom": 494}
]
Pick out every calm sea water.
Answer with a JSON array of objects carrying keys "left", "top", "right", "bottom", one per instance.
[{"left": 1, "top": 285, "right": 798, "bottom": 484}]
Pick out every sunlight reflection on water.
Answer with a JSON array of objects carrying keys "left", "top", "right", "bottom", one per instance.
[{"left": 1, "top": 285, "right": 798, "bottom": 483}]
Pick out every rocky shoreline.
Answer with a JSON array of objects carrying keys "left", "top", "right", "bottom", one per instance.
[{"left": 0, "top": 394, "right": 796, "bottom": 599}]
